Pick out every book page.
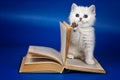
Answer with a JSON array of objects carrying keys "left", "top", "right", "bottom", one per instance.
[
  {"left": 27, "top": 46, "right": 63, "bottom": 64},
  {"left": 60, "top": 22, "right": 67, "bottom": 63},
  {"left": 60, "top": 22, "right": 72, "bottom": 63},
  {"left": 25, "top": 57, "right": 61, "bottom": 65},
  {"left": 63, "top": 22, "right": 72, "bottom": 61},
  {"left": 19, "top": 57, "right": 64, "bottom": 73},
  {"left": 65, "top": 58, "right": 105, "bottom": 73}
]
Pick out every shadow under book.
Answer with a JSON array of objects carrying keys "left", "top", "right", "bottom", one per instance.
[{"left": 19, "top": 22, "right": 106, "bottom": 74}]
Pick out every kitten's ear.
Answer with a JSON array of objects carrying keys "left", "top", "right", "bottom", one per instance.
[
  {"left": 71, "top": 3, "right": 78, "bottom": 12},
  {"left": 89, "top": 5, "right": 96, "bottom": 14}
]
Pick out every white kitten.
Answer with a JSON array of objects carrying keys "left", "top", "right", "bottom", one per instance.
[{"left": 67, "top": 3, "right": 96, "bottom": 64}]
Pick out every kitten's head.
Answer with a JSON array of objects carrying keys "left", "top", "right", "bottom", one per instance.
[{"left": 69, "top": 3, "right": 96, "bottom": 27}]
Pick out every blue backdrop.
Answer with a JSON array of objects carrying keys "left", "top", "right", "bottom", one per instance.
[{"left": 0, "top": 0, "right": 120, "bottom": 80}]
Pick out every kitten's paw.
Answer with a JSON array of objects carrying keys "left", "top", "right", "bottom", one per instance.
[
  {"left": 67, "top": 54, "right": 74, "bottom": 59},
  {"left": 72, "top": 22, "right": 78, "bottom": 28},
  {"left": 85, "top": 58, "right": 95, "bottom": 64}
]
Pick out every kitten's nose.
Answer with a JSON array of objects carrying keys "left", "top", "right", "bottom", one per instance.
[{"left": 80, "top": 18, "right": 82, "bottom": 21}]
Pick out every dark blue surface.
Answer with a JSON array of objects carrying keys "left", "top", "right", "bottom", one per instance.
[{"left": 0, "top": 0, "right": 120, "bottom": 80}]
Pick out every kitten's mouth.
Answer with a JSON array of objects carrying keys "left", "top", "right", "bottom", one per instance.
[{"left": 79, "top": 21, "right": 88, "bottom": 24}]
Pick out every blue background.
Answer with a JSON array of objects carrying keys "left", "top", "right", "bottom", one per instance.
[{"left": 0, "top": 0, "right": 120, "bottom": 80}]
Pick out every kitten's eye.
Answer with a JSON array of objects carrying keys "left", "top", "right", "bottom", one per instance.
[
  {"left": 75, "top": 14, "right": 79, "bottom": 17},
  {"left": 84, "top": 14, "right": 88, "bottom": 18}
]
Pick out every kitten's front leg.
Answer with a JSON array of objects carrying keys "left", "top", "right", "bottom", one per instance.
[
  {"left": 67, "top": 44, "right": 75, "bottom": 59},
  {"left": 71, "top": 22, "right": 78, "bottom": 31},
  {"left": 85, "top": 47, "right": 95, "bottom": 64},
  {"left": 85, "top": 56, "right": 95, "bottom": 64}
]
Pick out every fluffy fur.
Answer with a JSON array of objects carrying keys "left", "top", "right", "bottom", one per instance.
[{"left": 67, "top": 3, "right": 96, "bottom": 64}]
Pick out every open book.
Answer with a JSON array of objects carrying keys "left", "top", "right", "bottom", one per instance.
[{"left": 19, "top": 22, "right": 106, "bottom": 73}]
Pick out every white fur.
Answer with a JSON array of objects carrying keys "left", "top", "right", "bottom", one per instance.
[{"left": 68, "top": 3, "right": 96, "bottom": 64}]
